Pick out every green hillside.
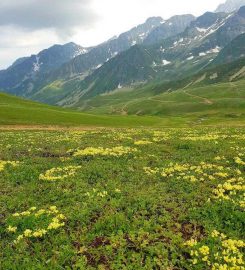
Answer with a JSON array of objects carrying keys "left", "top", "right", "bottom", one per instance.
[
  {"left": 0, "top": 92, "right": 165, "bottom": 127},
  {"left": 79, "top": 79, "right": 245, "bottom": 125},
  {"left": 1, "top": 56, "right": 244, "bottom": 128}
]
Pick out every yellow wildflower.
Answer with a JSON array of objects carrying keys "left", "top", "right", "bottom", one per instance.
[
  {"left": 7, "top": 225, "right": 17, "bottom": 233},
  {"left": 23, "top": 229, "right": 32, "bottom": 237}
]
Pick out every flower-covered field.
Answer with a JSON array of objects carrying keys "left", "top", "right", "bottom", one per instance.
[{"left": 0, "top": 127, "right": 244, "bottom": 270}]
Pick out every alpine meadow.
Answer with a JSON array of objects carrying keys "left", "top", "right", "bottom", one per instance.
[{"left": 0, "top": 0, "right": 245, "bottom": 269}]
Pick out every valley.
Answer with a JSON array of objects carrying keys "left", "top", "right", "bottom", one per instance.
[{"left": 0, "top": 1, "right": 245, "bottom": 269}]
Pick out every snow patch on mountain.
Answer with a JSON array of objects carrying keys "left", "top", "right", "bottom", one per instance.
[
  {"left": 168, "top": 13, "right": 232, "bottom": 52},
  {"left": 33, "top": 56, "right": 42, "bottom": 72},
  {"left": 95, "top": 64, "right": 102, "bottom": 69},
  {"left": 196, "top": 27, "right": 208, "bottom": 33},
  {"left": 187, "top": 56, "right": 194, "bottom": 60},
  {"left": 159, "top": 46, "right": 165, "bottom": 53},
  {"left": 207, "top": 46, "right": 221, "bottom": 53},
  {"left": 152, "top": 59, "right": 171, "bottom": 67},
  {"left": 73, "top": 48, "right": 88, "bottom": 58},
  {"left": 198, "top": 46, "right": 221, "bottom": 58},
  {"left": 162, "top": 60, "right": 171, "bottom": 65},
  {"left": 199, "top": 52, "right": 207, "bottom": 56},
  {"left": 112, "top": 52, "right": 118, "bottom": 57}
]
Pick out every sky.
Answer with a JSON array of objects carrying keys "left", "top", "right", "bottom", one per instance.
[{"left": 0, "top": 0, "right": 225, "bottom": 69}]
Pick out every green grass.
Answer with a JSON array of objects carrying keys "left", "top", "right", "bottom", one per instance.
[
  {"left": 2, "top": 89, "right": 244, "bottom": 128},
  {"left": 0, "top": 91, "right": 168, "bottom": 128},
  {"left": 80, "top": 80, "right": 245, "bottom": 126},
  {"left": 1, "top": 77, "right": 245, "bottom": 129},
  {"left": 0, "top": 127, "right": 244, "bottom": 269}
]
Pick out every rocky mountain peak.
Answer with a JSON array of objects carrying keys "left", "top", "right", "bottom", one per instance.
[{"left": 215, "top": 0, "right": 245, "bottom": 13}]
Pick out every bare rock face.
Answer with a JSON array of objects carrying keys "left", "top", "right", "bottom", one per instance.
[{"left": 215, "top": 0, "right": 245, "bottom": 13}]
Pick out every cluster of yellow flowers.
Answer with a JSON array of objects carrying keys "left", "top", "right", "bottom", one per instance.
[
  {"left": 73, "top": 146, "right": 137, "bottom": 157},
  {"left": 47, "top": 216, "right": 66, "bottom": 230},
  {"left": 143, "top": 167, "right": 160, "bottom": 176},
  {"left": 7, "top": 225, "right": 17, "bottom": 232},
  {"left": 182, "top": 134, "right": 222, "bottom": 141},
  {"left": 152, "top": 131, "right": 171, "bottom": 142},
  {"left": 214, "top": 156, "right": 226, "bottom": 161},
  {"left": 185, "top": 230, "right": 245, "bottom": 269},
  {"left": 230, "top": 134, "right": 245, "bottom": 140},
  {"left": 234, "top": 157, "right": 245, "bottom": 166},
  {"left": 212, "top": 177, "right": 245, "bottom": 209},
  {"left": 231, "top": 146, "right": 245, "bottom": 151},
  {"left": 107, "top": 132, "right": 133, "bottom": 141},
  {"left": 12, "top": 206, "right": 37, "bottom": 217},
  {"left": 0, "top": 160, "right": 19, "bottom": 172},
  {"left": 134, "top": 140, "right": 152, "bottom": 146},
  {"left": 39, "top": 165, "right": 82, "bottom": 181},
  {"left": 144, "top": 161, "right": 232, "bottom": 183},
  {"left": 7, "top": 206, "right": 66, "bottom": 243}
]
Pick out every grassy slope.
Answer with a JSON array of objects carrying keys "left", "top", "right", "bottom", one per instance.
[
  {"left": 1, "top": 77, "right": 244, "bottom": 128},
  {"left": 0, "top": 92, "right": 166, "bottom": 128},
  {"left": 80, "top": 79, "right": 245, "bottom": 126}
]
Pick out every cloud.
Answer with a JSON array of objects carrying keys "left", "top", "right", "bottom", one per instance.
[
  {"left": 0, "top": 26, "right": 61, "bottom": 69},
  {"left": 0, "top": 0, "right": 98, "bottom": 68},
  {"left": 0, "top": 0, "right": 98, "bottom": 37}
]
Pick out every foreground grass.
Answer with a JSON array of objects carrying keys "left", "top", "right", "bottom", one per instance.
[{"left": 0, "top": 127, "right": 244, "bottom": 269}]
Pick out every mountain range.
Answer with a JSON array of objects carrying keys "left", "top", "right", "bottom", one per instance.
[{"left": 0, "top": 0, "right": 244, "bottom": 111}]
